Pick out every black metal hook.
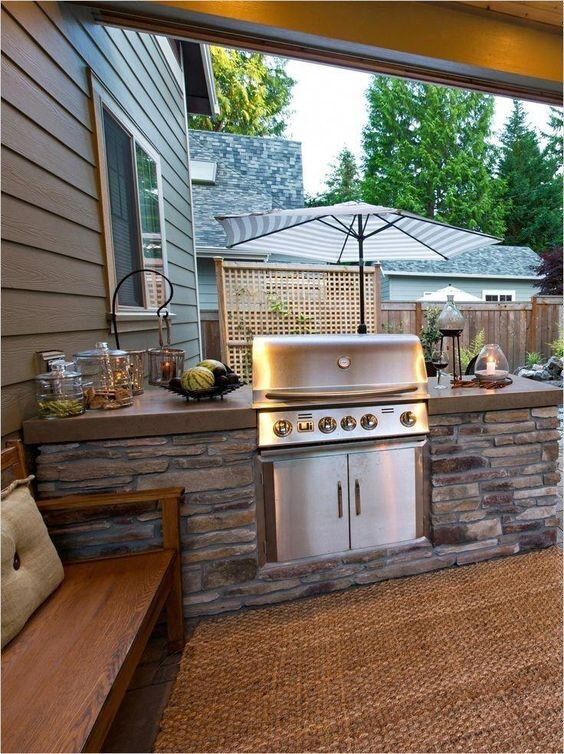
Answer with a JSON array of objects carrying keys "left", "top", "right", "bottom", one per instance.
[{"left": 111, "top": 268, "right": 174, "bottom": 349}]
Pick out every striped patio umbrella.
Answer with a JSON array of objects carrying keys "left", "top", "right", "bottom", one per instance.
[{"left": 216, "top": 201, "right": 501, "bottom": 333}]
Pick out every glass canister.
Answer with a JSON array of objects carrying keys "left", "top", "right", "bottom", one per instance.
[
  {"left": 124, "top": 349, "right": 146, "bottom": 395},
  {"left": 474, "top": 344, "right": 510, "bottom": 381},
  {"left": 35, "top": 360, "right": 85, "bottom": 419},
  {"left": 148, "top": 346, "right": 185, "bottom": 387},
  {"left": 438, "top": 294, "right": 465, "bottom": 335},
  {"left": 74, "top": 342, "right": 133, "bottom": 410}
]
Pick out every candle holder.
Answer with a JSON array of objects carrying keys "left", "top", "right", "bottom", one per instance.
[
  {"left": 126, "top": 349, "right": 146, "bottom": 395},
  {"left": 148, "top": 313, "right": 185, "bottom": 387},
  {"left": 474, "top": 344, "right": 510, "bottom": 382}
]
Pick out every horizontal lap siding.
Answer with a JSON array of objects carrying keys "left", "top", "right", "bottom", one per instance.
[{"left": 1, "top": 1, "right": 199, "bottom": 436}]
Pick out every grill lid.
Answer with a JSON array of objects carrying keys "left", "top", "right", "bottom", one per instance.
[{"left": 252, "top": 334, "right": 428, "bottom": 407}]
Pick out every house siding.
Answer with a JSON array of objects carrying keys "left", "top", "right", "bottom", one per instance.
[
  {"left": 1, "top": 1, "right": 199, "bottom": 436},
  {"left": 385, "top": 275, "right": 540, "bottom": 302}
]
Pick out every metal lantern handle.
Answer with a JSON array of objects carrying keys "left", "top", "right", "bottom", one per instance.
[
  {"left": 111, "top": 268, "right": 174, "bottom": 349},
  {"left": 157, "top": 311, "right": 172, "bottom": 349}
]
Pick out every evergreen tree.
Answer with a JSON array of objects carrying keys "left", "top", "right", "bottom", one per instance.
[
  {"left": 306, "top": 148, "right": 361, "bottom": 206},
  {"left": 498, "top": 101, "right": 561, "bottom": 249},
  {"left": 542, "top": 107, "right": 563, "bottom": 174},
  {"left": 361, "top": 78, "right": 505, "bottom": 236},
  {"left": 189, "top": 47, "right": 294, "bottom": 137}
]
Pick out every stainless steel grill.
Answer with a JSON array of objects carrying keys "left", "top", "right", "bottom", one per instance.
[{"left": 253, "top": 335, "right": 430, "bottom": 564}]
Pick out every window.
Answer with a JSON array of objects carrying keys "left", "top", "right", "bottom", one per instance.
[
  {"left": 482, "top": 290, "right": 515, "bottom": 302},
  {"left": 94, "top": 82, "right": 167, "bottom": 312}
]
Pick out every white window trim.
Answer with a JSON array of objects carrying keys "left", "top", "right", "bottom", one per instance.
[
  {"left": 90, "top": 73, "right": 171, "bottom": 319},
  {"left": 155, "top": 36, "right": 184, "bottom": 90},
  {"left": 482, "top": 289, "right": 516, "bottom": 301}
]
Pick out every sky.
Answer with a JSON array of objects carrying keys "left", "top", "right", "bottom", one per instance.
[{"left": 284, "top": 59, "right": 555, "bottom": 196}]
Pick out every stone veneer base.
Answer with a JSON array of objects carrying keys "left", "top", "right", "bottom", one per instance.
[{"left": 35, "top": 407, "right": 561, "bottom": 618}]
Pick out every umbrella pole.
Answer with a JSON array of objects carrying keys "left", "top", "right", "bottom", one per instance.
[{"left": 357, "top": 215, "right": 367, "bottom": 334}]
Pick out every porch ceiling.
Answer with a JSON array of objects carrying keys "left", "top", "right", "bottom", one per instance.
[{"left": 86, "top": 0, "right": 562, "bottom": 103}]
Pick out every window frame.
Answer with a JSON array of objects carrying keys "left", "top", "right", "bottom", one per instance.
[
  {"left": 91, "top": 74, "right": 171, "bottom": 319},
  {"left": 482, "top": 290, "right": 516, "bottom": 302}
]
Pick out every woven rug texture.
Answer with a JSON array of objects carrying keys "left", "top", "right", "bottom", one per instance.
[{"left": 155, "top": 548, "right": 563, "bottom": 753}]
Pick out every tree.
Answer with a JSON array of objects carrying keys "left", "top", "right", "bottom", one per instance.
[
  {"left": 306, "top": 148, "right": 362, "bottom": 206},
  {"left": 189, "top": 47, "right": 295, "bottom": 137},
  {"left": 535, "top": 246, "right": 563, "bottom": 295},
  {"left": 542, "top": 106, "right": 563, "bottom": 175},
  {"left": 498, "top": 101, "right": 562, "bottom": 250},
  {"left": 361, "top": 78, "right": 505, "bottom": 236}
]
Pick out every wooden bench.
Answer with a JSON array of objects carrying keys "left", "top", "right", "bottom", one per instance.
[{"left": 1, "top": 441, "right": 185, "bottom": 753}]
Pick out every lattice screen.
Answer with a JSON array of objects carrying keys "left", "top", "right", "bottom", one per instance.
[{"left": 216, "top": 261, "right": 381, "bottom": 381}]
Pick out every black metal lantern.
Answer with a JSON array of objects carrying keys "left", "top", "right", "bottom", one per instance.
[{"left": 111, "top": 268, "right": 185, "bottom": 390}]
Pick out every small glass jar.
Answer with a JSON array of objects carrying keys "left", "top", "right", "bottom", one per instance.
[
  {"left": 125, "top": 349, "right": 146, "bottom": 395},
  {"left": 438, "top": 294, "right": 465, "bottom": 335},
  {"left": 35, "top": 361, "right": 85, "bottom": 419},
  {"left": 474, "top": 344, "right": 510, "bottom": 382},
  {"left": 148, "top": 347, "right": 185, "bottom": 387},
  {"left": 74, "top": 342, "right": 133, "bottom": 410}
]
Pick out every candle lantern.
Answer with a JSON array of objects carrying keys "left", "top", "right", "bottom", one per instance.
[
  {"left": 474, "top": 344, "right": 509, "bottom": 382},
  {"left": 148, "top": 313, "right": 185, "bottom": 386},
  {"left": 35, "top": 359, "right": 85, "bottom": 419},
  {"left": 74, "top": 342, "right": 133, "bottom": 410},
  {"left": 438, "top": 293, "right": 465, "bottom": 381},
  {"left": 125, "top": 349, "right": 146, "bottom": 395}
]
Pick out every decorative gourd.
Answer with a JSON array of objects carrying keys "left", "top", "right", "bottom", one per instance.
[{"left": 180, "top": 366, "right": 215, "bottom": 392}]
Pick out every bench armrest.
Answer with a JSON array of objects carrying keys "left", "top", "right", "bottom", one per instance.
[
  {"left": 36, "top": 487, "right": 184, "bottom": 512},
  {"left": 37, "top": 487, "right": 184, "bottom": 555}
]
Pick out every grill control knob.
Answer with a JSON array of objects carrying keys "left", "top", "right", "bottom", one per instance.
[
  {"left": 273, "top": 419, "right": 293, "bottom": 438},
  {"left": 318, "top": 416, "right": 337, "bottom": 434},
  {"left": 360, "top": 413, "right": 378, "bottom": 430},
  {"left": 341, "top": 416, "right": 357, "bottom": 431},
  {"left": 400, "top": 411, "right": 417, "bottom": 428}
]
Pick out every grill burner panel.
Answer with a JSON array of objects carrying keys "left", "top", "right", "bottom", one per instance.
[{"left": 259, "top": 401, "right": 428, "bottom": 448}]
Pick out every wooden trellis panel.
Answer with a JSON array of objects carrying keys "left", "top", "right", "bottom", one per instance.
[{"left": 216, "top": 259, "right": 381, "bottom": 380}]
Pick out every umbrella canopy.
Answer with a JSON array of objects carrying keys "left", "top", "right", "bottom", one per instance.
[
  {"left": 417, "top": 284, "right": 482, "bottom": 303},
  {"left": 216, "top": 201, "right": 501, "bottom": 332}
]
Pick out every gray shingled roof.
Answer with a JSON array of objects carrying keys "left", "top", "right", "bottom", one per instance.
[{"left": 381, "top": 246, "right": 540, "bottom": 277}]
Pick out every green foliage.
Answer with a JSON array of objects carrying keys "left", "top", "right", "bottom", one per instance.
[
  {"left": 361, "top": 79, "right": 505, "bottom": 236},
  {"left": 542, "top": 107, "right": 563, "bottom": 175},
  {"left": 548, "top": 325, "right": 564, "bottom": 358},
  {"left": 381, "top": 322, "right": 405, "bottom": 334},
  {"left": 306, "top": 148, "right": 362, "bottom": 207},
  {"left": 498, "top": 101, "right": 562, "bottom": 250},
  {"left": 460, "top": 329, "right": 485, "bottom": 372},
  {"left": 419, "top": 306, "right": 441, "bottom": 360},
  {"left": 189, "top": 47, "right": 294, "bottom": 136},
  {"left": 525, "top": 351, "right": 543, "bottom": 367}
]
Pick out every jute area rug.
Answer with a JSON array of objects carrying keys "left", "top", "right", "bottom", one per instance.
[{"left": 155, "top": 548, "right": 563, "bottom": 753}]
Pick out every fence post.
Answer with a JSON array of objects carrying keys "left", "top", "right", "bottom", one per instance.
[
  {"left": 415, "top": 302, "right": 423, "bottom": 337},
  {"left": 214, "top": 257, "right": 229, "bottom": 365},
  {"left": 373, "top": 264, "right": 382, "bottom": 333},
  {"left": 527, "top": 296, "right": 538, "bottom": 355}
]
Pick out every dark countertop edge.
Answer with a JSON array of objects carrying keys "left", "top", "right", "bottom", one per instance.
[{"left": 428, "top": 389, "right": 562, "bottom": 415}]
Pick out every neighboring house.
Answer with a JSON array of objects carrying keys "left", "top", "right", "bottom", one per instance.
[
  {"left": 380, "top": 246, "right": 542, "bottom": 302},
  {"left": 189, "top": 130, "right": 304, "bottom": 312},
  {"left": 1, "top": 1, "right": 217, "bottom": 436}
]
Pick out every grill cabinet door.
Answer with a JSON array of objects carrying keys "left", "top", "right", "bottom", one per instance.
[
  {"left": 348, "top": 446, "right": 418, "bottom": 550},
  {"left": 267, "top": 453, "right": 349, "bottom": 562}
]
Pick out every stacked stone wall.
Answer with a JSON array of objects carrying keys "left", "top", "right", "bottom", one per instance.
[{"left": 35, "top": 406, "right": 561, "bottom": 618}]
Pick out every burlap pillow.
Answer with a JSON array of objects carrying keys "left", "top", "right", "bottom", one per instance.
[{"left": 1, "top": 484, "right": 64, "bottom": 648}]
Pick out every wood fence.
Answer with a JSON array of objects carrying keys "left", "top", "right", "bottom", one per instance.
[
  {"left": 381, "top": 297, "right": 562, "bottom": 371},
  {"left": 212, "top": 259, "right": 562, "bottom": 379}
]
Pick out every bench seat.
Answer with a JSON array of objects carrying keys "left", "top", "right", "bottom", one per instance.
[{"left": 2, "top": 549, "right": 176, "bottom": 754}]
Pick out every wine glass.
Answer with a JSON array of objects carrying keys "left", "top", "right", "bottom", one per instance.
[{"left": 431, "top": 348, "right": 449, "bottom": 390}]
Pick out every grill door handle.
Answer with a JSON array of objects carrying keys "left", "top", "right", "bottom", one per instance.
[
  {"left": 337, "top": 481, "right": 343, "bottom": 518},
  {"left": 355, "top": 479, "right": 361, "bottom": 516}
]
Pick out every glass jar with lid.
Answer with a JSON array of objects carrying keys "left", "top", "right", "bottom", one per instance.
[
  {"left": 35, "top": 360, "right": 85, "bottom": 419},
  {"left": 74, "top": 342, "right": 133, "bottom": 410}
]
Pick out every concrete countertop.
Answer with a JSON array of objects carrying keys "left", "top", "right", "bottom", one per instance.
[{"left": 23, "top": 376, "right": 561, "bottom": 444}]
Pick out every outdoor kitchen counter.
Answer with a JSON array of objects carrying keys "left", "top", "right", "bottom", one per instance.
[
  {"left": 23, "top": 376, "right": 561, "bottom": 444},
  {"left": 23, "top": 385, "right": 256, "bottom": 444}
]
